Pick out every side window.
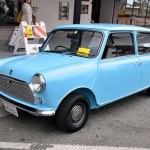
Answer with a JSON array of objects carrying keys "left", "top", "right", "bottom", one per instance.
[
  {"left": 137, "top": 33, "right": 150, "bottom": 55},
  {"left": 102, "top": 33, "right": 135, "bottom": 59}
]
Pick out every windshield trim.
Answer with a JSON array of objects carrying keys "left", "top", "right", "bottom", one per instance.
[
  {"left": 40, "top": 29, "right": 104, "bottom": 58},
  {"left": 39, "top": 30, "right": 56, "bottom": 52}
]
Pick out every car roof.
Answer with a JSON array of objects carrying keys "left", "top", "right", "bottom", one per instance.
[{"left": 54, "top": 23, "right": 150, "bottom": 32}]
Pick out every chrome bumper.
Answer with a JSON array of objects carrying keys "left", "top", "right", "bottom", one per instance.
[{"left": 0, "top": 94, "right": 55, "bottom": 117}]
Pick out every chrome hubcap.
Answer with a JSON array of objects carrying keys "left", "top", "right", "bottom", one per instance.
[{"left": 70, "top": 105, "right": 84, "bottom": 123}]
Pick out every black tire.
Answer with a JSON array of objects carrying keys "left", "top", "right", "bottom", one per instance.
[
  {"left": 146, "top": 87, "right": 150, "bottom": 96},
  {"left": 56, "top": 93, "right": 90, "bottom": 133}
]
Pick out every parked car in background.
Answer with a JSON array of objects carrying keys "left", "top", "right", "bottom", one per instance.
[{"left": 1, "top": 24, "right": 150, "bottom": 132}]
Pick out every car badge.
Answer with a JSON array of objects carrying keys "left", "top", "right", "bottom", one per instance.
[
  {"left": 9, "top": 70, "right": 13, "bottom": 75},
  {"left": 7, "top": 80, "right": 12, "bottom": 84}
]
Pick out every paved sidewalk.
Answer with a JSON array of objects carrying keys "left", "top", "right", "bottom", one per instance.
[
  {"left": 0, "top": 40, "right": 13, "bottom": 59},
  {"left": 0, "top": 26, "right": 16, "bottom": 59}
]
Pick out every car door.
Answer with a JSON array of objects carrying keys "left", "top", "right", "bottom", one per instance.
[
  {"left": 137, "top": 32, "right": 150, "bottom": 88},
  {"left": 99, "top": 32, "right": 142, "bottom": 105}
]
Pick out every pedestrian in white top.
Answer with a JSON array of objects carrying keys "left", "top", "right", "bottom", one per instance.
[{"left": 21, "top": 0, "right": 32, "bottom": 25}]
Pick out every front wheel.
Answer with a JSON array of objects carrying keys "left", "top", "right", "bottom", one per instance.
[
  {"left": 146, "top": 87, "right": 150, "bottom": 96},
  {"left": 56, "top": 93, "right": 90, "bottom": 132}
]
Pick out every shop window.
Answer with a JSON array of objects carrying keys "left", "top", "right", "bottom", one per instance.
[{"left": 0, "top": 0, "right": 24, "bottom": 25}]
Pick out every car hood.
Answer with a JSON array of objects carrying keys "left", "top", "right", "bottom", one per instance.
[{"left": 0, "top": 53, "right": 86, "bottom": 82}]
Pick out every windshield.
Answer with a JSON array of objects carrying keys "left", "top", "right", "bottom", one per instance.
[{"left": 43, "top": 29, "right": 103, "bottom": 58}]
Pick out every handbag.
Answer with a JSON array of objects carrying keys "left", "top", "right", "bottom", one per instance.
[
  {"left": 17, "top": 11, "right": 22, "bottom": 23},
  {"left": 32, "top": 15, "right": 36, "bottom": 24}
]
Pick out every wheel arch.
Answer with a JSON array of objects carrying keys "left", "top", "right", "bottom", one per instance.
[{"left": 56, "top": 88, "right": 99, "bottom": 113}]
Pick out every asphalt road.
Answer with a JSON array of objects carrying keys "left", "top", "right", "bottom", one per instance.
[
  {"left": 0, "top": 91, "right": 150, "bottom": 149},
  {"left": 1, "top": 39, "right": 150, "bottom": 150}
]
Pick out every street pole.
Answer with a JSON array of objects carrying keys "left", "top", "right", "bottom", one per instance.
[
  {"left": 73, "top": 0, "right": 82, "bottom": 24},
  {"left": 144, "top": 0, "right": 150, "bottom": 26},
  {"left": 131, "top": 0, "right": 135, "bottom": 25},
  {"left": 112, "top": 0, "right": 116, "bottom": 24}
]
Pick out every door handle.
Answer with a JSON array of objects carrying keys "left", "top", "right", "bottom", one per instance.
[{"left": 135, "top": 62, "right": 142, "bottom": 66}]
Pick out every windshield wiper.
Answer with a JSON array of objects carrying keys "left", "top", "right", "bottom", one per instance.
[
  {"left": 44, "top": 50, "right": 63, "bottom": 53},
  {"left": 44, "top": 50, "right": 95, "bottom": 57}
]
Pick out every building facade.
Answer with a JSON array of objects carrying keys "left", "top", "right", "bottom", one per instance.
[{"left": 1, "top": 0, "right": 148, "bottom": 32}]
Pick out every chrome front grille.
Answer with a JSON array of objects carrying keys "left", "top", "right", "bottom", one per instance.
[{"left": 0, "top": 74, "right": 35, "bottom": 103}]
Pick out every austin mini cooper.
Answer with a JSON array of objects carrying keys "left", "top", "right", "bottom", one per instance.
[{"left": 1, "top": 24, "right": 150, "bottom": 132}]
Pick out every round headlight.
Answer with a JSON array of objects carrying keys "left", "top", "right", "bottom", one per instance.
[{"left": 31, "top": 74, "right": 45, "bottom": 93}]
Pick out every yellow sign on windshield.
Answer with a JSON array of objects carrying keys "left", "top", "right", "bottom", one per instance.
[{"left": 77, "top": 47, "right": 90, "bottom": 57}]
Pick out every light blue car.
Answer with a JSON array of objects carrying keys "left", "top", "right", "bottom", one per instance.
[{"left": 1, "top": 24, "right": 150, "bottom": 132}]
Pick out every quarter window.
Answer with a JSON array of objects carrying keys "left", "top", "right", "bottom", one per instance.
[
  {"left": 102, "top": 33, "right": 135, "bottom": 59},
  {"left": 137, "top": 33, "right": 150, "bottom": 55}
]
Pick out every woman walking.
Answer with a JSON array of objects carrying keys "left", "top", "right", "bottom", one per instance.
[{"left": 21, "top": 0, "right": 32, "bottom": 25}]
